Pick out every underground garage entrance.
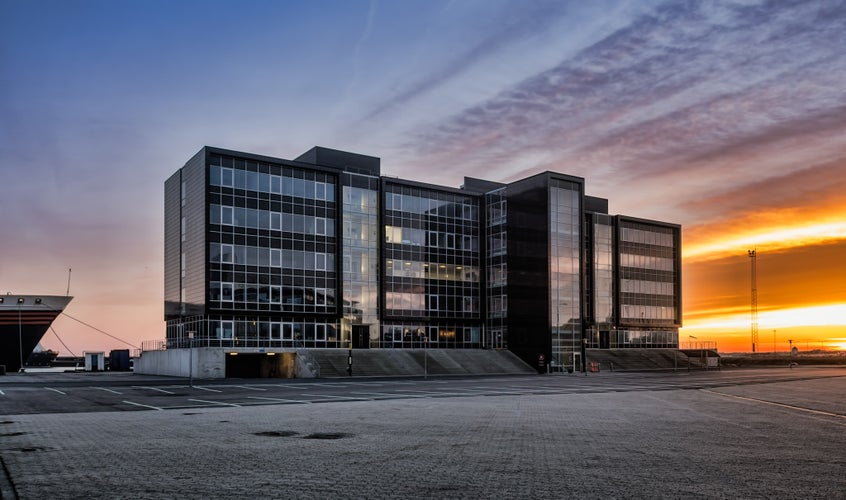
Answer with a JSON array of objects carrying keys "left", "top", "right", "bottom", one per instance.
[{"left": 225, "top": 352, "right": 297, "bottom": 378}]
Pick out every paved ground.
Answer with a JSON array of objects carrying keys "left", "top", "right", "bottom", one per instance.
[{"left": 1, "top": 368, "right": 844, "bottom": 499}]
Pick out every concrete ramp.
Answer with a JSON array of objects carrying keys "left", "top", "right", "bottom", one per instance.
[
  {"left": 308, "top": 349, "right": 536, "bottom": 378},
  {"left": 585, "top": 349, "right": 712, "bottom": 371}
]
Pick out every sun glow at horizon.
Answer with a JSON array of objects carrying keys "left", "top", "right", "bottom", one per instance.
[
  {"left": 684, "top": 303, "right": 846, "bottom": 331},
  {"left": 684, "top": 220, "right": 846, "bottom": 261}
]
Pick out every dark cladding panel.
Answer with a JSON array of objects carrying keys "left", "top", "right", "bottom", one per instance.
[
  {"left": 164, "top": 170, "right": 182, "bottom": 320},
  {"left": 182, "top": 150, "right": 207, "bottom": 316},
  {"left": 462, "top": 177, "right": 506, "bottom": 194},
  {"left": 585, "top": 196, "right": 608, "bottom": 214},
  {"left": 503, "top": 174, "right": 552, "bottom": 369},
  {"left": 296, "top": 146, "right": 380, "bottom": 176}
]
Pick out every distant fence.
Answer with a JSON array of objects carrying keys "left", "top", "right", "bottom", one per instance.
[{"left": 679, "top": 340, "right": 718, "bottom": 351}]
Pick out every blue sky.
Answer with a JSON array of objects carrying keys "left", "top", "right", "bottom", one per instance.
[{"left": 2, "top": 0, "right": 845, "bottom": 353}]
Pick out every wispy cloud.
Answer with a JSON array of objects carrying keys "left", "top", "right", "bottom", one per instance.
[{"left": 398, "top": 0, "right": 846, "bottom": 198}]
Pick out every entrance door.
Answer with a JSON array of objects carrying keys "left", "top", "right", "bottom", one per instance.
[
  {"left": 599, "top": 330, "right": 610, "bottom": 349},
  {"left": 352, "top": 325, "right": 370, "bottom": 349}
]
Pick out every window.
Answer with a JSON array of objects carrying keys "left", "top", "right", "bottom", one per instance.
[
  {"left": 315, "top": 182, "right": 326, "bottom": 200},
  {"left": 271, "top": 212, "right": 281, "bottom": 231},
  {"left": 429, "top": 295, "right": 439, "bottom": 311},
  {"left": 220, "top": 244, "right": 234, "bottom": 264},
  {"left": 220, "top": 282, "right": 233, "bottom": 302},
  {"left": 270, "top": 286, "right": 281, "bottom": 304},
  {"left": 315, "top": 253, "right": 326, "bottom": 271},
  {"left": 181, "top": 180, "right": 186, "bottom": 207},
  {"left": 181, "top": 217, "right": 186, "bottom": 242},
  {"left": 221, "top": 206, "right": 233, "bottom": 225},
  {"left": 270, "top": 249, "right": 281, "bottom": 267},
  {"left": 271, "top": 323, "right": 282, "bottom": 340},
  {"left": 221, "top": 168, "right": 233, "bottom": 187},
  {"left": 315, "top": 218, "right": 326, "bottom": 236},
  {"left": 219, "top": 321, "right": 234, "bottom": 339}
]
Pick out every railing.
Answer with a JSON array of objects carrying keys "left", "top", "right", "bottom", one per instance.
[
  {"left": 141, "top": 340, "right": 167, "bottom": 351},
  {"left": 680, "top": 341, "right": 718, "bottom": 351}
]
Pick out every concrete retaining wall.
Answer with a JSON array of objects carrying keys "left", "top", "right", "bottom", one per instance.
[{"left": 135, "top": 348, "right": 225, "bottom": 378}]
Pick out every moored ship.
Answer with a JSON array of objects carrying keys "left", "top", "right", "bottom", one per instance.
[{"left": 0, "top": 294, "right": 72, "bottom": 372}]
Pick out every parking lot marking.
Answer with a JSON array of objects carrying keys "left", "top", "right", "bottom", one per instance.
[
  {"left": 188, "top": 398, "right": 241, "bottom": 407},
  {"left": 92, "top": 387, "right": 123, "bottom": 395},
  {"left": 44, "top": 387, "right": 67, "bottom": 395},
  {"left": 299, "top": 393, "right": 372, "bottom": 401},
  {"left": 122, "top": 400, "right": 164, "bottom": 411},
  {"left": 232, "top": 385, "right": 266, "bottom": 391},
  {"left": 135, "top": 386, "right": 175, "bottom": 394},
  {"left": 702, "top": 390, "right": 846, "bottom": 419},
  {"left": 0, "top": 389, "right": 5, "bottom": 395},
  {"left": 192, "top": 386, "right": 222, "bottom": 393},
  {"left": 349, "top": 391, "right": 428, "bottom": 399},
  {"left": 248, "top": 396, "right": 311, "bottom": 404}
]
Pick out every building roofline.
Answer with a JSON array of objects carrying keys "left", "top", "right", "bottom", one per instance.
[
  {"left": 382, "top": 176, "right": 478, "bottom": 197},
  {"left": 616, "top": 214, "right": 681, "bottom": 230}
]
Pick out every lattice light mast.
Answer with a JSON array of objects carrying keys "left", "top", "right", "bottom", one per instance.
[{"left": 748, "top": 249, "right": 758, "bottom": 353}]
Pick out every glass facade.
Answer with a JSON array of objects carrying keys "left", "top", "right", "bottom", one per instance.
[
  {"left": 548, "top": 179, "right": 582, "bottom": 369},
  {"left": 164, "top": 146, "right": 682, "bottom": 372},
  {"left": 585, "top": 213, "right": 615, "bottom": 348},
  {"left": 485, "top": 188, "right": 507, "bottom": 349},
  {"left": 382, "top": 182, "right": 482, "bottom": 348},
  {"left": 191, "top": 153, "right": 341, "bottom": 347},
  {"left": 341, "top": 173, "right": 380, "bottom": 347},
  {"left": 616, "top": 219, "right": 680, "bottom": 348}
]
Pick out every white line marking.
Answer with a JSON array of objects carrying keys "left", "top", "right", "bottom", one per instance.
[
  {"left": 135, "top": 386, "right": 175, "bottom": 394},
  {"left": 299, "top": 393, "right": 371, "bottom": 401},
  {"left": 122, "top": 400, "right": 164, "bottom": 411},
  {"left": 247, "top": 396, "right": 311, "bottom": 404},
  {"left": 44, "top": 387, "right": 66, "bottom": 395},
  {"left": 0, "top": 390, "right": 5, "bottom": 395},
  {"left": 702, "top": 390, "right": 846, "bottom": 419},
  {"left": 192, "top": 386, "right": 222, "bottom": 393},
  {"left": 232, "top": 385, "right": 266, "bottom": 391},
  {"left": 349, "top": 391, "right": 428, "bottom": 398},
  {"left": 92, "top": 386, "right": 123, "bottom": 395},
  {"left": 188, "top": 398, "right": 240, "bottom": 407}
]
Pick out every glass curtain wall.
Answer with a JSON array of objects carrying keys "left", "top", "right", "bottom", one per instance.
[
  {"left": 382, "top": 184, "right": 481, "bottom": 348},
  {"left": 589, "top": 213, "right": 614, "bottom": 347},
  {"left": 617, "top": 220, "right": 678, "bottom": 348},
  {"left": 485, "top": 188, "right": 507, "bottom": 349},
  {"left": 549, "top": 179, "right": 581, "bottom": 370},
  {"left": 200, "top": 155, "right": 341, "bottom": 348},
  {"left": 341, "top": 173, "right": 380, "bottom": 347}
]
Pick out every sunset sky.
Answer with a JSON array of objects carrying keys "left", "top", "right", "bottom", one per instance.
[{"left": 2, "top": 0, "right": 844, "bottom": 355}]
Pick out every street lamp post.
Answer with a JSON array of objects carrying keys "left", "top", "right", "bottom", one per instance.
[
  {"left": 18, "top": 298, "right": 25, "bottom": 373},
  {"left": 188, "top": 330, "right": 194, "bottom": 388},
  {"left": 423, "top": 337, "right": 428, "bottom": 380}
]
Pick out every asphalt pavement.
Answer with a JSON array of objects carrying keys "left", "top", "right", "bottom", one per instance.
[{"left": 1, "top": 367, "right": 844, "bottom": 499}]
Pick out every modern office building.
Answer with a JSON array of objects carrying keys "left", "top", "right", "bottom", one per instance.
[{"left": 163, "top": 146, "right": 681, "bottom": 373}]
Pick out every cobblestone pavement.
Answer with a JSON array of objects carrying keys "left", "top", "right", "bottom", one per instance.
[{"left": 1, "top": 375, "right": 844, "bottom": 499}]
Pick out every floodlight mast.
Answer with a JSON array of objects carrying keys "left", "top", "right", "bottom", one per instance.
[{"left": 748, "top": 249, "right": 758, "bottom": 353}]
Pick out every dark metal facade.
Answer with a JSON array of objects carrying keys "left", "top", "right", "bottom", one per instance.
[{"left": 164, "top": 146, "right": 682, "bottom": 372}]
